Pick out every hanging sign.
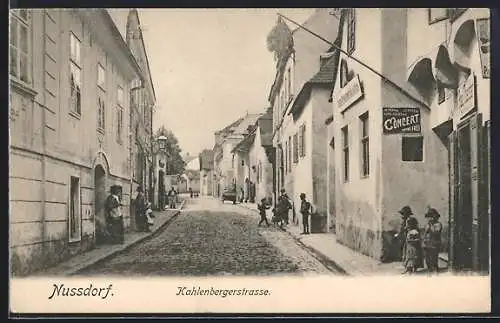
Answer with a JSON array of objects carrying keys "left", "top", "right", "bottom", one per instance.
[
  {"left": 338, "top": 75, "right": 364, "bottom": 112},
  {"left": 476, "top": 18, "right": 490, "bottom": 79},
  {"left": 383, "top": 108, "right": 421, "bottom": 134},
  {"left": 457, "top": 73, "right": 476, "bottom": 119}
]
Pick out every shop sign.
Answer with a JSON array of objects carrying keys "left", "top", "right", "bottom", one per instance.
[
  {"left": 476, "top": 18, "right": 490, "bottom": 79},
  {"left": 338, "top": 75, "right": 363, "bottom": 112},
  {"left": 457, "top": 73, "right": 476, "bottom": 119},
  {"left": 383, "top": 108, "right": 421, "bottom": 134}
]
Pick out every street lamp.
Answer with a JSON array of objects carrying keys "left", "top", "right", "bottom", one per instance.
[{"left": 157, "top": 135, "right": 168, "bottom": 151}]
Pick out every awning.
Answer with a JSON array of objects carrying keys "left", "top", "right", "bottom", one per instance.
[
  {"left": 432, "top": 119, "right": 454, "bottom": 145},
  {"left": 407, "top": 44, "right": 458, "bottom": 89}
]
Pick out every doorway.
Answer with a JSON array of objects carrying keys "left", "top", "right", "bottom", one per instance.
[
  {"left": 456, "top": 123, "right": 473, "bottom": 270},
  {"left": 94, "top": 165, "right": 107, "bottom": 245}
]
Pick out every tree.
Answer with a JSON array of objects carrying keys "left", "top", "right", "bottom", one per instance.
[
  {"left": 155, "top": 126, "right": 186, "bottom": 175},
  {"left": 266, "top": 17, "right": 294, "bottom": 63}
]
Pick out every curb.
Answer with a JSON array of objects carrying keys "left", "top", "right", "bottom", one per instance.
[
  {"left": 236, "top": 203, "right": 349, "bottom": 275},
  {"left": 70, "top": 200, "right": 186, "bottom": 276}
]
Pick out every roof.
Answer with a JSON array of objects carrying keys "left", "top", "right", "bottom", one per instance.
[
  {"left": 232, "top": 133, "right": 256, "bottom": 153},
  {"left": 288, "top": 48, "right": 340, "bottom": 118},
  {"left": 232, "top": 113, "right": 263, "bottom": 135},
  {"left": 199, "top": 149, "right": 214, "bottom": 170}
]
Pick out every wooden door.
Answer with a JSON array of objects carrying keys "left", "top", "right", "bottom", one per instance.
[{"left": 469, "top": 113, "right": 482, "bottom": 271}]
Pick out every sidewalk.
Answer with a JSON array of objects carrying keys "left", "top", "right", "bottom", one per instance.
[
  {"left": 237, "top": 202, "right": 449, "bottom": 276},
  {"left": 35, "top": 200, "right": 186, "bottom": 277}
]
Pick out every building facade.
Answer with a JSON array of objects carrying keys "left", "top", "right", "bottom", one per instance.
[
  {"left": 330, "top": 8, "right": 490, "bottom": 271},
  {"left": 199, "top": 149, "right": 214, "bottom": 196},
  {"left": 126, "top": 9, "right": 155, "bottom": 222},
  {"left": 269, "top": 8, "right": 339, "bottom": 229},
  {"left": 9, "top": 9, "right": 143, "bottom": 276},
  {"left": 405, "top": 8, "right": 490, "bottom": 272}
]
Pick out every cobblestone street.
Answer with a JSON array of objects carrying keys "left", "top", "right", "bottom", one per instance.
[{"left": 77, "top": 197, "right": 334, "bottom": 276}]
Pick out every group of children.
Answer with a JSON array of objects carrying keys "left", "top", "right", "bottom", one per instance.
[
  {"left": 397, "top": 205, "right": 443, "bottom": 275},
  {"left": 257, "top": 190, "right": 313, "bottom": 235}
]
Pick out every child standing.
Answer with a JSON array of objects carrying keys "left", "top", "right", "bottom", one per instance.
[
  {"left": 423, "top": 207, "right": 443, "bottom": 274},
  {"left": 404, "top": 217, "right": 421, "bottom": 274},
  {"left": 258, "top": 198, "right": 271, "bottom": 227}
]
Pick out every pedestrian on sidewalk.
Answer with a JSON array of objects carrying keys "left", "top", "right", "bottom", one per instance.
[
  {"left": 105, "top": 185, "right": 124, "bottom": 244},
  {"left": 299, "top": 193, "right": 312, "bottom": 234},
  {"left": 257, "top": 198, "right": 271, "bottom": 227},
  {"left": 168, "top": 187, "right": 177, "bottom": 209},
  {"left": 395, "top": 206, "right": 421, "bottom": 271},
  {"left": 279, "top": 189, "right": 292, "bottom": 226},
  {"left": 423, "top": 207, "right": 443, "bottom": 274},
  {"left": 135, "top": 186, "right": 147, "bottom": 232},
  {"left": 144, "top": 202, "right": 155, "bottom": 232},
  {"left": 403, "top": 217, "right": 421, "bottom": 274}
]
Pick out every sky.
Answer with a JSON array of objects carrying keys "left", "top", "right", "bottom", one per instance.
[{"left": 108, "top": 8, "right": 315, "bottom": 157}]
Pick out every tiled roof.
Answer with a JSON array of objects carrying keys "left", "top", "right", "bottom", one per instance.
[
  {"left": 232, "top": 133, "right": 256, "bottom": 153},
  {"left": 232, "top": 113, "right": 263, "bottom": 135},
  {"left": 309, "top": 52, "right": 339, "bottom": 84}
]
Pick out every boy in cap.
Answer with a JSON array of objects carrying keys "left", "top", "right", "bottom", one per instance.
[
  {"left": 299, "top": 193, "right": 313, "bottom": 234},
  {"left": 423, "top": 207, "right": 443, "bottom": 274},
  {"left": 257, "top": 198, "right": 271, "bottom": 227}
]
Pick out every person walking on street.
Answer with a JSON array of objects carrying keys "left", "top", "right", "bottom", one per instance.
[
  {"left": 189, "top": 187, "right": 193, "bottom": 198},
  {"left": 423, "top": 207, "right": 443, "bottom": 274},
  {"left": 258, "top": 198, "right": 271, "bottom": 227},
  {"left": 134, "top": 186, "right": 147, "bottom": 232},
  {"left": 105, "top": 185, "right": 124, "bottom": 244},
  {"left": 299, "top": 193, "right": 312, "bottom": 234},
  {"left": 403, "top": 217, "right": 421, "bottom": 274}
]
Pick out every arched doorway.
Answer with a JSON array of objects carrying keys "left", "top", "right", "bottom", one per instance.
[{"left": 94, "top": 165, "right": 107, "bottom": 245}]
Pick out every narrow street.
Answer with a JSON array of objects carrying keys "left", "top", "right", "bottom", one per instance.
[{"left": 77, "top": 197, "right": 335, "bottom": 276}]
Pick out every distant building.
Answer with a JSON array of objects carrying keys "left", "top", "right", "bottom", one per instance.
[
  {"left": 233, "top": 108, "right": 275, "bottom": 204},
  {"left": 199, "top": 149, "right": 214, "bottom": 196},
  {"left": 9, "top": 9, "right": 143, "bottom": 275},
  {"left": 212, "top": 113, "right": 263, "bottom": 197}
]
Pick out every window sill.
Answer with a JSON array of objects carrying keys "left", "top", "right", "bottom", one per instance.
[
  {"left": 10, "top": 76, "right": 37, "bottom": 98},
  {"left": 69, "top": 111, "right": 81, "bottom": 120},
  {"left": 360, "top": 174, "right": 370, "bottom": 179}
]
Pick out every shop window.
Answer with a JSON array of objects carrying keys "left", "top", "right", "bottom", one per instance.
[
  {"left": 347, "top": 9, "right": 356, "bottom": 55},
  {"left": 428, "top": 8, "right": 448, "bottom": 24},
  {"left": 293, "top": 133, "right": 299, "bottom": 163},
  {"left": 69, "top": 176, "right": 81, "bottom": 242},
  {"left": 360, "top": 112, "right": 369, "bottom": 177},
  {"left": 402, "top": 136, "right": 424, "bottom": 161},
  {"left": 342, "top": 126, "right": 349, "bottom": 182},
  {"left": 9, "top": 9, "right": 32, "bottom": 85}
]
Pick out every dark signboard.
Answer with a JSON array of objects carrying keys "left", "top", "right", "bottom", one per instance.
[{"left": 383, "top": 108, "right": 421, "bottom": 134}]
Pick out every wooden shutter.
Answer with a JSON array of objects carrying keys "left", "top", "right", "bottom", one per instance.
[
  {"left": 470, "top": 113, "right": 482, "bottom": 271},
  {"left": 480, "top": 119, "right": 491, "bottom": 272},
  {"left": 448, "top": 130, "right": 457, "bottom": 270}
]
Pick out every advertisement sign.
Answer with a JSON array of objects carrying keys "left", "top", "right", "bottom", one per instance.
[
  {"left": 476, "top": 18, "right": 490, "bottom": 79},
  {"left": 383, "top": 108, "right": 421, "bottom": 134},
  {"left": 457, "top": 73, "right": 476, "bottom": 119},
  {"left": 338, "top": 75, "right": 363, "bottom": 112}
]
